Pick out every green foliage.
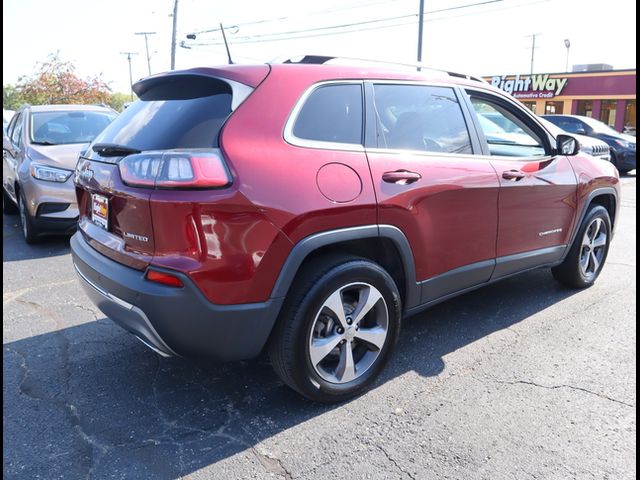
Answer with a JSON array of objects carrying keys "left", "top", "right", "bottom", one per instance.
[
  {"left": 3, "top": 84, "right": 25, "bottom": 110},
  {"left": 109, "top": 92, "right": 134, "bottom": 112}
]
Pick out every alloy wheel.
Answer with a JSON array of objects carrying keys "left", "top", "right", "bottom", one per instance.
[
  {"left": 308, "top": 282, "right": 389, "bottom": 384},
  {"left": 579, "top": 217, "right": 607, "bottom": 280}
]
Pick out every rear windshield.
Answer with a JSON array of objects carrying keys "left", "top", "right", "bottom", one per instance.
[
  {"left": 88, "top": 82, "right": 233, "bottom": 157},
  {"left": 30, "top": 111, "right": 116, "bottom": 145}
]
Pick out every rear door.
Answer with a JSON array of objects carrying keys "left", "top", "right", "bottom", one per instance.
[
  {"left": 364, "top": 82, "right": 500, "bottom": 305},
  {"left": 463, "top": 89, "right": 577, "bottom": 278}
]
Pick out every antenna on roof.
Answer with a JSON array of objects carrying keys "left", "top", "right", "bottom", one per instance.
[{"left": 220, "top": 23, "right": 233, "bottom": 65}]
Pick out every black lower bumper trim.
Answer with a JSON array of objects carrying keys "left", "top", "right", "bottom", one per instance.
[{"left": 71, "top": 232, "right": 284, "bottom": 360}]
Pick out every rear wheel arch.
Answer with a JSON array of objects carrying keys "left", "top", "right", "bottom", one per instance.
[{"left": 270, "top": 225, "right": 420, "bottom": 311}]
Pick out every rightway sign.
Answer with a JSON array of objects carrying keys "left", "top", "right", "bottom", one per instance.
[{"left": 490, "top": 74, "right": 569, "bottom": 99}]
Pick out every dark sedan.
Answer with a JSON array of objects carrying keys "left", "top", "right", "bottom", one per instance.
[{"left": 542, "top": 114, "right": 636, "bottom": 174}]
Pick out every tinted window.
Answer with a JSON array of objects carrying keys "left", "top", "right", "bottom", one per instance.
[
  {"left": 30, "top": 111, "right": 116, "bottom": 145},
  {"left": 545, "top": 117, "right": 588, "bottom": 134},
  {"left": 372, "top": 84, "right": 471, "bottom": 154},
  {"left": 470, "top": 96, "right": 546, "bottom": 157},
  {"left": 292, "top": 84, "right": 363, "bottom": 145},
  {"left": 90, "top": 83, "right": 233, "bottom": 155}
]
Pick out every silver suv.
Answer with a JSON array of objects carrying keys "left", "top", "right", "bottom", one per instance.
[{"left": 3, "top": 104, "right": 116, "bottom": 243}]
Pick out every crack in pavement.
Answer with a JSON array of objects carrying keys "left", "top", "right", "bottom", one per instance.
[
  {"left": 374, "top": 444, "right": 417, "bottom": 480},
  {"left": 487, "top": 378, "right": 635, "bottom": 408}
]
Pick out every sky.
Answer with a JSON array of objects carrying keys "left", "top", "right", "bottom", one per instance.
[{"left": 3, "top": 0, "right": 637, "bottom": 94}]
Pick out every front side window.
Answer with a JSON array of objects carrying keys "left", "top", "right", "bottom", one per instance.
[
  {"left": 30, "top": 111, "right": 116, "bottom": 146},
  {"left": 372, "top": 84, "right": 471, "bottom": 154},
  {"left": 292, "top": 84, "right": 363, "bottom": 145},
  {"left": 470, "top": 95, "right": 546, "bottom": 157}
]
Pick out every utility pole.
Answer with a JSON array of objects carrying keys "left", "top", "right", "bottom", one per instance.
[
  {"left": 120, "top": 52, "right": 138, "bottom": 101},
  {"left": 526, "top": 33, "right": 541, "bottom": 75},
  {"left": 416, "top": 0, "right": 425, "bottom": 71},
  {"left": 170, "top": 0, "right": 179, "bottom": 69},
  {"left": 135, "top": 31, "right": 157, "bottom": 75}
]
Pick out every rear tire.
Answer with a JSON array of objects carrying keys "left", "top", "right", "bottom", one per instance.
[
  {"left": 268, "top": 255, "right": 401, "bottom": 403},
  {"left": 552, "top": 205, "right": 611, "bottom": 288},
  {"left": 17, "top": 191, "right": 39, "bottom": 244}
]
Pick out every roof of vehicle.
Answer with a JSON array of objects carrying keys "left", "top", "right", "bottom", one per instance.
[
  {"left": 136, "top": 56, "right": 501, "bottom": 95},
  {"left": 25, "top": 104, "right": 116, "bottom": 113}
]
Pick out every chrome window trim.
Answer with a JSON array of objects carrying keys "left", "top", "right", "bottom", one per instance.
[
  {"left": 365, "top": 146, "right": 553, "bottom": 163},
  {"left": 283, "top": 80, "right": 365, "bottom": 152}
]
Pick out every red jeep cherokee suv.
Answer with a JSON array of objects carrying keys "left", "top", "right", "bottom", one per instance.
[{"left": 71, "top": 57, "right": 620, "bottom": 402}]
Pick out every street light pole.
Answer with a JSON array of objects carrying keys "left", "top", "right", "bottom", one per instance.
[
  {"left": 120, "top": 51, "right": 138, "bottom": 101},
  {"left": 416, "top": 0, "right": 425, "bottom": 71},
  {"left": 564, "top": 38, "right": 571, "bottom": 72},
  {"left": 135, "top": 31, "right": 157, "bottom": 75},
  {"left": 170, "top": 0, "right": 179, "bottom": 69}
]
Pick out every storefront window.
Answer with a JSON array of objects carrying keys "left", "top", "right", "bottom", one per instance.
[
  {"left": 624, "top": 100, "right": 636, "bottom": 129},
  {"left": 576, "top": 100, "right": 593, "bottom": 117},
  {"left": 599, "top": 100, "right": 617, "bottom": 127},
  {"left": 545, "top": 101, "right": 563, "bottom": 114},
  {"left": 522, "top": 101, "right": 536, "bottom": 113}
]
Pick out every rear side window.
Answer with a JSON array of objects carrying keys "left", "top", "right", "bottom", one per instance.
[
  {"left": 89, "top": 79, "right": 233, "bottom": 156},
  {"left": 291, "top": 84, "right": 363, "bottom": 145},
  {"left": 373, "top": 84, "right": 472, "bottom": 154}
]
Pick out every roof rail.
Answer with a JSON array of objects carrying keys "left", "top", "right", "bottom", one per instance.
[{"left": 275, "top": 55, "right": 487, "bottom": 83}]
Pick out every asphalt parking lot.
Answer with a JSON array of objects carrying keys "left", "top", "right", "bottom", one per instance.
[{"left": 3, "top": 174, "right": 636, "bottom": 480}]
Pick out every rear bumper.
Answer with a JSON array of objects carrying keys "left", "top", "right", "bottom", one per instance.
[{"left": 70, "top": 232, "right": 284, "bottom": 360}]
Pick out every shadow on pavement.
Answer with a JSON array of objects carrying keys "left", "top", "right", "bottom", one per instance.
[
  {"left": 2, "top": 213, "right": 72, "bottom": 262},
  {"left": 3, "top": 267, "right": 579, "bottom": 479}
]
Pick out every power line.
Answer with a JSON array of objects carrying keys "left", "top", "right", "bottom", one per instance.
[
  {"left": 196, "top": 0, "right": 502, "bottom": 42},
  {"left": 188, "top": 0, "right": 546, "bottom": 46},
  {"left": 188, "top": 0, "right": 406, "bottom": 36}
]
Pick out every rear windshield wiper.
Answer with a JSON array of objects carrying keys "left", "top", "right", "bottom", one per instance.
[{"left": 92, "top": 143, "right": 141, "bottom": 157}]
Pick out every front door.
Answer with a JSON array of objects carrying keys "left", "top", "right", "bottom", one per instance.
[
  {"left": 464, "top": 90, "right": 577, "bottom": 278},
  {"left": 365, "top": 82, "right": 500, "bottom": 306}
]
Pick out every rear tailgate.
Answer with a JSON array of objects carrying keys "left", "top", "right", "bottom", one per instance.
[
  {"left": 74, "top": 66, "right": 269, "bottom": 270},
  {"left": 75, "top": 158, "right": 155, "bottom": 269}
]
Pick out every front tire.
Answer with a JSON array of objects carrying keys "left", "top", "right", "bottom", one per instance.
[
  {"left": 17, "top": 191, "right": 39, "bottom": 244},
  {"left": 268, "top": 255, "right": 401, "bottom": 403},
  {"left": 552, "top": 205, "right": 611, "bottom": 288}
]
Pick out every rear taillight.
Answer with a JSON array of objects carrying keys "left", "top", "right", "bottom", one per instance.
[
  {"left": 145, "top": 269, "right": 184, "bottom": 287},
  {"left": 119, "top": 150, "right": 231, "bottom": 189}
]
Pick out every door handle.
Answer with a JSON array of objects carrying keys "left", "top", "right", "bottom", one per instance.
[
  {"left": 382, "top": 170, "right": 422, "bottom": 185},
  {"left": 502, "top": 170, "right": 526, "bottom": 181}
]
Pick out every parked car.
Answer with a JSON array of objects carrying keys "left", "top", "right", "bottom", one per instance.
[
  {"left": 541, "top": 114, "right": 636, "bottom": 174},
  {"left": 538, "top": 116, "right": 611, "bottom": 162},
  {"left": 71, "top": 57, "right": 620, "bottom": 402},
  {"left": 2, "top": 104, "right": 117, "bottom": 243}
]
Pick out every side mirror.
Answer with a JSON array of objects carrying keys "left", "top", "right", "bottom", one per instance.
[
  {"left": 557, "top": 134, "right": 580, "bottom": 156},
  {"left": 575, "top": 128, "right": 586, "bottom": 135}
]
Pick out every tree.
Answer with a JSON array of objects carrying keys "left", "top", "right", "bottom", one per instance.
[
  {"left": 109, "top": 92, "right": 134, "bottom": 112},
  {"left": 17, "top": 53, "right": 112, "bottom": 105},
  {"left": 3, "top": 85, "right": 24, "bottom": 110}
]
